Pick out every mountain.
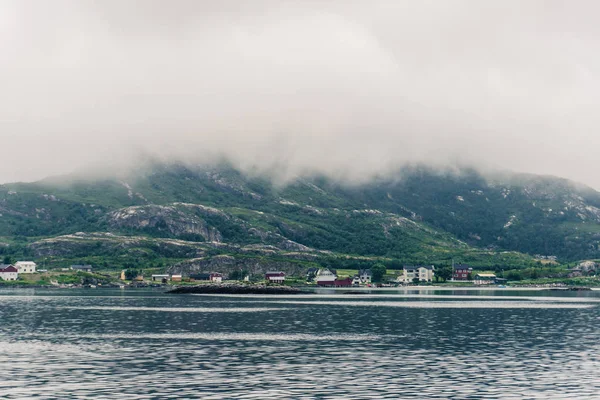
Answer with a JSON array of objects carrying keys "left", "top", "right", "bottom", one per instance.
[{"left": 1, "top": 162, "right": 598, "bottom": 274}]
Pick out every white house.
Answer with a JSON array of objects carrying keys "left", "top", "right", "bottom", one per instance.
[
  {"left": 0, "top": 265, "right": 18, "bottom": 281},
  {"left": 15, "top": 261, "right": 36, "bottom": 274},
  {"left": 71, "top": 265, "right": 92, "bottom": 273},
  {"left": 358, "top": 269, "right": 372, "bottom": 284},
  {"left": 316, "top": 268, "right": 337, "bottom": 286},
  {"left": 398, "top": 265, "right": 435, "bottom": 284}
]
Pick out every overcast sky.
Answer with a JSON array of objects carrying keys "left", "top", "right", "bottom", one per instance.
[{"left": 1, "top": 1, "right": 599, "bottom": 186}]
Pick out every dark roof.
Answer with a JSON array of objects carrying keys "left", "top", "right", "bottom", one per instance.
[
  {"left": 266, "top": 271, "right": 285, "bottom": 277},
  {"left": 358, "top": 269, "right": 372, "bottom": 275},
  {"left": 453, "top": 264, "right": 471, "bottom": 270},
  {"left": 0, "top": 265, "right": 18, "bottom": 273},
  {"left": 71, "top": 265, "right": 92, "bottom": 269}
]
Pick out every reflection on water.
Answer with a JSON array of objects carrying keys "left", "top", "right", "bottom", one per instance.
[
  {"left": 1, "top": 288, "right": 599, "bottom": 399},
  {"left": 248, "top": 300, "right": 596, "bottom": 309},
  {"left": 62, "top": 306, "right": 287, "bottom": 312}
]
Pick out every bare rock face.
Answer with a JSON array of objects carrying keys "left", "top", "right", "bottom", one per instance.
[
  {"left": 29, "top": 233, "right": 207, "bottom": 259},
  {"left": 106, "top": 205, "right": 223, "bottom": 242},
  {"left": 167, "top": 254, "right": 310, "bottom": 277}
]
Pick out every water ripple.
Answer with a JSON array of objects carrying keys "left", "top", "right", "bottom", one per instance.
[{"left": 61, "top": 306, "right": 286, "bottom": 312}]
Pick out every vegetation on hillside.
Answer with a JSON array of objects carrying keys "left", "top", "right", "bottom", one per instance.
[{"left": 1, "top": 163, "right": 599, "bottom": 273}]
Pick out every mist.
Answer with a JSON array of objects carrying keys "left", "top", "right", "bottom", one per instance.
[{"left": 1, "top": 1, "right": 600, "bottom": 187}]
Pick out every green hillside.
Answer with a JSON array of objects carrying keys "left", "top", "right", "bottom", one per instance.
[{"left": 1, "top": 162, "right": 598, "bottom": 273}]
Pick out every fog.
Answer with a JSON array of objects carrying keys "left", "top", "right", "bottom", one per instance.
[{"left": 1, "top": 1, "right": 600, "bottom": 187}]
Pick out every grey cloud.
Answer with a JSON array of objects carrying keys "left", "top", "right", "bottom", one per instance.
[{"left": 1, "top": 1, "right": 600, "bottom": 186}]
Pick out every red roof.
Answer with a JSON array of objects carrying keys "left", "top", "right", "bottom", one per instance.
[
  {"left": 0, "top": 266, "right": 18, "bottom": 273},
  {"left": 265, "top": 272, "right": 285, "bottom": 277}
]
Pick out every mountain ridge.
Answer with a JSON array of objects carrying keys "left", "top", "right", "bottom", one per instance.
[{"left": 1, "top": 162, "right": 599, "bottom": 273}]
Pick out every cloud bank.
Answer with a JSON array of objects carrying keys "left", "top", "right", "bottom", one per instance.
[{"left": 1, "top": 1, "right": 600, "bottom": 186}]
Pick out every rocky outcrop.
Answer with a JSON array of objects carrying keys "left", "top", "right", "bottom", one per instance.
[
  {"left": 167, "top": 254, "right": 314, "bottom": 277},
  {"left": 106, "top": 205, "right": 223, "bottom": 242},
  {"left": 167, "top": 283, "right": 303, "bottom": 295},
  {"left": 29, "top": 232, "right": 208, "bottom": 258}
]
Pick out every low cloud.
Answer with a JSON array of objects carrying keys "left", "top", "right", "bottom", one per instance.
[{"left": 1, "top": 1, "right": 600, "bottom": 187}]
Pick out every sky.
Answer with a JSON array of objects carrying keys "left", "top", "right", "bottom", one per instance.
[{"left": 1, "top": 1, "right": 600, "bottom": 186}]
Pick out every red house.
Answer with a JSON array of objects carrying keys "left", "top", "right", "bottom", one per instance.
[{"left": 453, "top": 264, "right": 472, "bottom": 280}]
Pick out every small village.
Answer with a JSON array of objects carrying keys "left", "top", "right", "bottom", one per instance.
[{"left": 0, "top": 260, "right": 517, "bottom": 288}]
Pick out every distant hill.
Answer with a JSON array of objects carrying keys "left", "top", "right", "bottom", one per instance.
[{"left": 1, "top": 162, "right": 598, "bottom": 273}]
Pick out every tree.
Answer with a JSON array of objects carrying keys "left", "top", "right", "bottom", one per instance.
[
  {"left": 124, "top": 269, "right": 140, "bottom": 280},
  {"left": 2, "top": 256, "right": 12, "bottom": 265},
  {"left": 435, "top": 266, "right": 452, "bottom": 282},
  {"left": 371, "top": 263, "right": 386, "bottom": 283}
]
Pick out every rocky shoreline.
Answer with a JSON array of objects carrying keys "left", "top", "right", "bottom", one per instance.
[{"left": 167, "top": 283, "right": 305, "bottom": 295}]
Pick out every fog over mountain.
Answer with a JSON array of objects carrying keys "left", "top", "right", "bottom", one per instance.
[{"left": 1, "top": 1, "right": 599, "bottom": 186}]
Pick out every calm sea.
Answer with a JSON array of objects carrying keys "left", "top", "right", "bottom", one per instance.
[{"left": 1, "top": 288, "right": 599, "bottom": 399}]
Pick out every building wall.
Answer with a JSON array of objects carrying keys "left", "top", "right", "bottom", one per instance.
[
  {"left": 453, "top": 269, "right": 470, "bottom": 280},
  {"left": 15, "top": 262, "right": 36, "bottom": 274},
  {"left": 399, "top": 268, "right": 434, "bottom": 283},
  {"left": 0, "top": 271, "right": 18, "bottom": 280}
]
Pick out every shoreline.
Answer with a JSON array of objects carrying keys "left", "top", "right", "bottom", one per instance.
[{"left": 1, "top": 283, "right": 597, "bottom": 291}]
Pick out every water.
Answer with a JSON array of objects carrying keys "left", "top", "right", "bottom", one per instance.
[{"left": 1, "top": 288, "right": 599, "bottom": 399}]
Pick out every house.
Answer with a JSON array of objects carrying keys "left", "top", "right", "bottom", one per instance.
[
  {"left": 398, "top": 265, "right": 435, "bottom": 284},
  {"left": 574, "top": 261, "right": 598, "bottom": 276},
  {"left": 315, "top": 268, "right": 337, "bottom": 286},
  {"left": 15, "top": 261, "right": 36, "bottom": 274},
  {"left": 352, "top": 275, "right": 361, "bottom": 285},
  {"left": 474, "top": 273, "right": 497, "bottom": 285},
  {"left": 334, "top": 277, "right": 352, "bottom": 287},
  {"left": 452, "top": 264, "right": 472, "bottom": 280},
  {"left": 358, "top": 269, "right": 372, "bottom": 283},
  {"left": 152, "top": 274, "right": 170, "bottom": 282},
  {"left": 0, "top": 265, "right": 18, "bottom": 281},
  {"left": 171, "top": 274, "right": 182, "bottom": 282},
  {"left": 265, "top": 271, "right": 286, "bottom": 283},
  {"left": 191, "top": 272, "right": 224, "bottom": 282},
  {"left": 71, "top": 265, "right": 93, "bottom": 273}
]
